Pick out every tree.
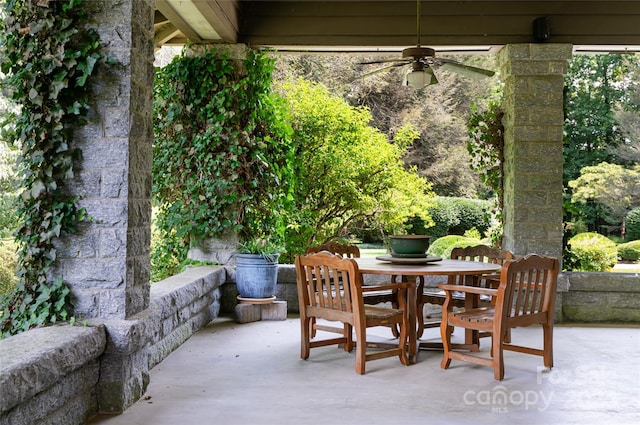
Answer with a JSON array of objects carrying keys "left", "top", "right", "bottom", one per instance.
[
  {"left": 569, "top": 162, "right": 640, "bottom": 236},
  {"left": 277, "top": 79, "right": 435, "bottom": 260},
  {"left": 273, "top": 53, "right": 499, "bottom": 198},
  {"left": 563, "top": 54, "right": 628, "bottom": 185},
  {"left": 563, "top": 54, "right": 637, "bottom": 234},
  {"left": 612, "top": 55, "right": 640, "bottom": 164}
]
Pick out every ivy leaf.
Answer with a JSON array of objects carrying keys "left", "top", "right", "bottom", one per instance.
[
  {"left": 76, "top": 54, "right": 98, "bottom": 87},
  {"left": 30, "top": 180, "right": 46, "bottom": 198},
  {"left": 28, "top": 88, "right": 42, "bottom": 106}
]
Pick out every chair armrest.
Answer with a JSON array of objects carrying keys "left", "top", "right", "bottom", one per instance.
[{"left": 438, "top": 284, "right": 498, "bottom": 297}]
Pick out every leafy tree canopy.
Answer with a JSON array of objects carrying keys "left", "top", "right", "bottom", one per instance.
[
  {"left": 277, "top": 78, "right": 435, "bottom": 259},
  {"left": 569, "top": 162, "right": 640, "bottom": 230},
  {"left": 563, "top": 54, "right": 631, "bottom": 185}
]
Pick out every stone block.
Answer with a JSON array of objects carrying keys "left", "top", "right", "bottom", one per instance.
[
  {"left": 261, "top": 301, "right": 287, "bottom": 321},
  {"left": 0, "top": 325, "right": 105, "bottom": 412},
  {"left": 235, "top": 303, "right": 262, "bottom": 323}
]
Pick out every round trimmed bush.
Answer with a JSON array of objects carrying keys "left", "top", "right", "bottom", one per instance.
[
  {"left": 617, "top": 240, "right": 640, "bottom": 262},
  {"left": 625, "top": 207, "right": 640, "bottom": 241},
  {"left": 427, "top": 235, "right": 482, "bottom": 259},
  {"left": 567, "top": 232, "right": 618, "bottom": 271}
]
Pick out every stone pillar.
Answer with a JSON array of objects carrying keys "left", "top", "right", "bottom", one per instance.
[
  {"left": 54, "top": 0, "right": 155, "bottom": 320},
  {"left": 498, "top": 44, "right": 572, "bottom": 259}
]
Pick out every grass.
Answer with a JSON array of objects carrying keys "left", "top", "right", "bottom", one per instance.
[{"left": 358, "top": 244, "right": 387, "bottom": 258}]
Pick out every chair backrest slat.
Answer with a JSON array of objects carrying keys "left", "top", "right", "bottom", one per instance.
[
  {"left": 499, "top": 254, "right": 559, "bottom": 320},
  {"left": 449, "top": 245, "right": 514, "bottom": 286},
  {"left": 297, "top": 251, "right": 360, "bottom": 315}
]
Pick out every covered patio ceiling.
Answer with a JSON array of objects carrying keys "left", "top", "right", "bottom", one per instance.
[{"left": 154, "top": 0, "right": 640, "bottom": 54}]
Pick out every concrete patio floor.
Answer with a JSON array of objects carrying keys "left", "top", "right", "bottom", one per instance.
[{"left": 88, "top": 316, "right": 640, "bottom": 425}]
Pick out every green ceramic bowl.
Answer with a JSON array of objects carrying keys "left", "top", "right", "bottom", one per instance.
[{"left": 388, "top": 235, "right": 431, "bottom": 255}]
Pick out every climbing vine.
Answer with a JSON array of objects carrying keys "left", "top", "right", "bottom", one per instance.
[
  {"left": 467, "top": 100, "right": 505, "bottom": 244},
  {"left": 0, "top": 0, "right": 104, "bottom": 337},
  {"left": 153, "top": 48, "right": 295, "bottom": 276}
]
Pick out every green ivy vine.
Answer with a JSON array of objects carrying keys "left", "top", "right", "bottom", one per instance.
[
  {"left": 153, "top": 48, "right": 295, "bottom": 274},
  {"left": 467, "top": 100, "right": 505, "bottom": 245},
  {"left": 0, "top": 0, "right": 104, "bottom": 337}
]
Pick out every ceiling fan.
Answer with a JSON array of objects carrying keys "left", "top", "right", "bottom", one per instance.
[{"left": 357, "top": 0, "right": 495, "bottom": 88}]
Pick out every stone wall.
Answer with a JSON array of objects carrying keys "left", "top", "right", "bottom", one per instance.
[
  {"left": 560, "top": 272, "right": 640, "bottom": 322},
  {"left": 0, "top": 326, "right": 106, "bottom": 425},
  {"left": 0, "top": 266, "right": 225, "bottom": 423},
  {"left": 93, "top": 266, "right": 224, "bottom": 413}
]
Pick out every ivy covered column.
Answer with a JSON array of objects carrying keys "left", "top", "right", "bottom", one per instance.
[
  {"left": 498, "top": 44, "right": 572, "bottom": 259},
  {"left": 56, "top": 0, "right": 155, "bottom": 320}
]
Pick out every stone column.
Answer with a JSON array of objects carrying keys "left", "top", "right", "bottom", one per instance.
[
  {"left": 498, "top": 44, "right": 572, "bottom": 259},
  {"left": 49, "top": 0, "right": 155, "bottom": 413},
  {"left": 54, "top": 0, "right": 155, "bottom": 320}
]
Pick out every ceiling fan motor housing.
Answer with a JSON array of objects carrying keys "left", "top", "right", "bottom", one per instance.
[{"left": 402, "top": 46, "right": 436, "bottom": 59}]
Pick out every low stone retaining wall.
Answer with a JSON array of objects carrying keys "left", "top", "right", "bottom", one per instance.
[
  {"left": 560, "top": 271, "right": 640, "bottom": 322},
  {"left": 0, "top": 325, "right": 106, "bottom": 425},
  {"left": 0, "top": 266, "right": 226, "bottom": 424},
  {"left": 222, "top": 265, "right": 640, "bottom": 324}
]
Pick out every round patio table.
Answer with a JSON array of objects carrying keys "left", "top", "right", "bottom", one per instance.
[{"left": 354, "top": 257, "right": 502, "bottom": 364}]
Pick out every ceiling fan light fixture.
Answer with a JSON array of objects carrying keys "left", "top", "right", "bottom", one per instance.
[{"left": 405, "top": 67, "right": 437, "bottom": 89}]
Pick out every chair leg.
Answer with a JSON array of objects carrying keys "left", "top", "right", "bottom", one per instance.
[
  {"left": 492, "top": 333, "right": 505, "bottom": 381},
  {"left": 439, "top": 319, "right": 452, "bottom": 370},
  {"left": 390, "top": 289, "right": 400, "bottom": 337},
  {"left": 301, "top": 316, "right": 311, "bottom": 360},
  {"left": 398, "top": 313, "right": 409, "bottom": 366},
  {"left": 416, "top": 279, "right": 425, "bottom": 339},
  {"left": 344, "top": 323, "right": 354, "bottom": 352},
  {"left": 543, "top": 323, "right": 554, "bottom": 369},
  {"left": 310, "top": 317, "right": 317, "bottom": 338},
  {"left": 354, "top": 323, "right": 367, "bottom": 375}
]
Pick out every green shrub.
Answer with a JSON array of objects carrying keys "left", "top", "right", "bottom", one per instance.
[
  {"left": 0, "top": 239, "right": 18, "bottom": 296},
  {"left": 427, "top": 235, "right": 482, "bottom": 259},
  {"left": 617, "top": 240, "right": 640, "bottom": 262},
  {"left": 567, "top": 232, "right": 618, "bottom": 271},
  {"left": 412, "top": 197, "right": 491, "bottom": 239},
  {"left": 626, "top": 207, "right": 640, "bottom": 241}
]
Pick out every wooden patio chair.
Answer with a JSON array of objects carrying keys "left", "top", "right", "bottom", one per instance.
[
  {"left": 295, "top": 251, "right": 409, "bottom": 374},
  {"left": 306, "top": 242, "right": 399, "bottom": 337},
  {"left": 418, "top": 245, "right": 514, "bottom": 339},
  {"left": 439, "top": 254, "right": 560, "bottom": 380}
]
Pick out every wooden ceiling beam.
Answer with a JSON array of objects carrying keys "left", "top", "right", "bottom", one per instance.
[
  {"left": 156, "top": 0, "right": 203, "bottom": 44},
  {"left": 194, "top": 0, "right": 239, "bottom": 43}
]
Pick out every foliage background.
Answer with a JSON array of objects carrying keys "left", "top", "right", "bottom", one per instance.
[
  {"left": 152, "top": 48, "right": 295, "bottom": 277},
  {"left": 276, "top": 79, "right": 435, "bottom": 261}
]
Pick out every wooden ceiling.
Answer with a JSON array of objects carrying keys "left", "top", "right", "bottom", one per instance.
[{"left": 154, "top": 1, "right": 640, "bottom": 53}]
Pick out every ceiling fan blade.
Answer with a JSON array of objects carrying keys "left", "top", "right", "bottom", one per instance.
[
  {"left": 359, "top": 58, "right": 411, "bottom": 65},
  {"left": 355, "top": 63, "right": 407, "bottom": 79},
  {"left": 438, "top": 60, "right": 496, "bottom": 80}
]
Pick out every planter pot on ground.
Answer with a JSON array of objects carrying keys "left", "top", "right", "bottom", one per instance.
[{"left": 235, "top": 253, "right": 280, "bottom": 299}]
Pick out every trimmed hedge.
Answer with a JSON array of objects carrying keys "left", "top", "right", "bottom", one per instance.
[
  {"left": 567, "top": 232, "right": 618, "bottom": 272},
  {"left": 411, "top": 197, "right": 491, "bottom": 239},
  {"left": 617, "top": 240, "right": 640, "bottom": 262},
  {"left": 626, "top": 207, "right": 640, "bottom": 241}
]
